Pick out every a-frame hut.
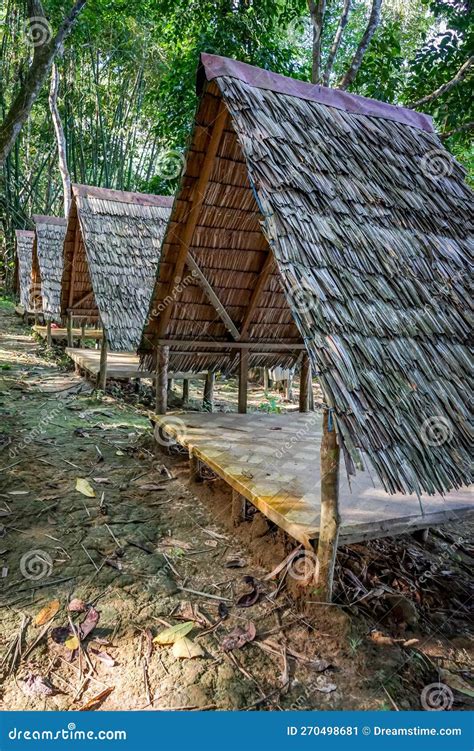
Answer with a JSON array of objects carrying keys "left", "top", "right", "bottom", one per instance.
[
  {"left": 14, "top": 230, "right": 35, "bottom": 313},
  {"left": 60, "top": 184, "right": 173, "bottom": 387},
  {"left": 31, "top": 215, "right": 68, "bottom": 337},
  {"left": 139, "top": 54, "right": 473, "bottom": 597}
]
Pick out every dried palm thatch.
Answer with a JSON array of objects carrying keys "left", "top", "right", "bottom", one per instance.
[
  {"left": 32, "top": 215, "right": 67, "bottom": 322},
  {"left": 60, "top": 185, "right": 173, "bottom": 351},
  {"left": 140, "top": 53, "right": 473, "bottom": 497},
  {"left": 15, "top": 230, "right": 35, "bottom": 310}
]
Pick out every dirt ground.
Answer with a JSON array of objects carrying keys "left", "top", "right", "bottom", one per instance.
[{"left": 0, "top": 300, "right": 472, "bottom": 712}]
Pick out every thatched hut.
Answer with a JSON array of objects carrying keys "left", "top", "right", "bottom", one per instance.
[
  {"left": 32, "top": 215, "right": 67, "bottom": 322},
  {"left": 14, "top": 230, "right": 35, "bottom": 312},
  {"left": 140, "top": 52, "right": 472, "bottom": 511},
  {"left": 60, "top": 184, "right": 173, "bottom": 386}
]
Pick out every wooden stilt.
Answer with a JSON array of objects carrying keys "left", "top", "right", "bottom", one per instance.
[
  {"left": 167, "top": 378, "right": 174, "bottom": 393},
  {"left": 286, "top": 373, "right": 293, "bottom": 401},
  {"left": 238, "top": 349, "right": 249, "bottom": 414},
  {"left": 203, "top": 371, "right": 215, "bottom": 411},
  {"left": 97, "top": 329, "right": 108, "bottom": 391},
  {"left": 67, "top": 311, "right": 73, "bottom": 347},
  {"left": 299, "top": 352, "right": 310, "bottom": 413},
  {"left": 80, "top": 323, "right": 86, "bottom": 347},
  {"left": 231, "top": 490, "right": 246, "bottom": 526},
  {"left": 155, "top": 345, "right": 169, "bottom": 414},
  {"left": 263, "top": 368, "right": 269, "bottom": 392},
  {"left": 190, "top": 453, "right": 201, "bottom": 481},
  {"left": 46, "top": 321, "right": 52, "bottom": 347},
  {"left": 316, "top": 408, "right": 341, "bottom": 602},
  {"left": 182, "top": 379, "right": 189, "bottom": 406}
]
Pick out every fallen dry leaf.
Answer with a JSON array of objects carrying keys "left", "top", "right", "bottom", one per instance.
[
  {"left": 79, "top": 607, "right": 100, "bottom": 639},
  {"left": 221, "top": 622, "right": 256, "bottom": 652},
  {"left": 68, "top": 598, "right": 86, "bottom": 613},
  {"left": 75, "top": 478, "right": 95, "bottom": 498},
  {"left": 172, "top": 636, "right": 205, "bottom": 659},
  {"left": 78, "top": 687, "right": 114, "bottom": 711},
  {"left": 24, "top": 673, "right": 54, "bottom": 696},
  {"left": 34, "top": 600, "right": 60, "bottom": 626},
  {"left": 440, "top": 669, "right": 474, "bottom": 698},
  {"left": 153, "top": 621, "right": 194, "bottom": 645},
  {"left": 65, "top": 635, "right": 80, "bottom": 651}
]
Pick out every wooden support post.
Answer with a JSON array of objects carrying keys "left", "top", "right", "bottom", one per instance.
[
  {"left": 286, "top": 373, "right": 293, "bottom": 402},
  {"left": 263, "top": 368, "right": 269, "bottom": 392},
  {"left": 67, "top": 311, "right": 73, "bottom": 347},
  {"left": 182, "top": 379, "right": 189, "bottom": 406},
  {"left": 155, "top": 345, "right": 169, "bottom": 415},
  {"left": 189, "top": 453, "right": 201, "bottom": 481},
  {"left": 231, "top": 490, "right": 247, "bottom": 526},
  {"left": 299, "top": 352, "right": 311, "bottom": 413},
  {"left": 46, "top": 321, "right": 52, "bottom": 347},
  {"left": 316, "top": 409, "right": 341, "bottom": 602},
  {"left": 97, "top": 329, "right": 108, "bottom": 391},
  {"left": 167, "top": 378, "right": 174, "bottom": 393},
  {"left": 238, "top": 349, "right": 249, "bottom": 414},
  {"left": 80, "top": 323, "right": 85, "bottom": 347},
  {"left": 203, "top": 371, "right": 215, "bottom": 411}
]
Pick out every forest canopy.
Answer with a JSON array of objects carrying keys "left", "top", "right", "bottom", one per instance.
[{"left": 0, "top": 0, "right": 472, "bottom": 282}]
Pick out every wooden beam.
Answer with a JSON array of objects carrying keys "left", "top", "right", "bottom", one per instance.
[
  {"left": 316, "top": 409, "right": 341, "bottom": 602},
  {"left": 155, "top": 345, "right": 169, "bottom": 414},
  {"left": 239, "top": 253, "right": 274, "bottom": 339},
  {"left": 156, "top": 339, "right": 305, "bottom": 351},
  {"left": 202, "top": 371, "right": 215, "bottom": 411},
  {"left": 70, "top": 289, "right": 93, "bottom": 310},
  {"left": 97, "top": 330, "right": 108, "bottom": 391},
  {"left": 185, "top": 253, "right": 239, "bottom": 339},
  {"left": 238, "top": 349, "right": 249, "bottom": 414},
  {"left": 46, "top": 321, "right": 52, "bottom": 347},
  {"left": 156, "top": 100, "right": 228, "bottom": 338},
  {"left": 299, "top": 352, "right": 311, "bottom": 413},
  {"left": 182, "top": 379, "right": 189, "bottom": 406},
  {"left": 66, "top": 311, "right": 73, "bottom": 347}
]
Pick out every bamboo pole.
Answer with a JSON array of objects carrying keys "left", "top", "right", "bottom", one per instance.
[
  {"left": 155, "top": 345, "right": 169, "bottom": 414},
  {"left": 203, "top": 371, "right": 215, "bottom": 411},
  {"left": 316, "top": 409, "right": 341, "bottom": 601},
  {"left": 80, "top": 323, "right": 85, "bottom": 347},
  {"left": 299, "top": 352, "right": 311, "bottom": 413},
  {"left": 238, "top": 350, "right": 249, "bottom": 414},
  {"left": 97, "top": 329, "right": 108, "bottom": 391}
]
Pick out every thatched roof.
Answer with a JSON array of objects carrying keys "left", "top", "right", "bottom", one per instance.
[
  {"left": 60, "top": 185, "right": 173, "bottom": 351},
  {"left": 140, "top": 53, "right": 473, "bottom": 497},
  {"left": 15, "top": 230, "right": 35, "bottom": 309},
  {"left": 32, "top": 215, "right": 67, "bottom": 322}
]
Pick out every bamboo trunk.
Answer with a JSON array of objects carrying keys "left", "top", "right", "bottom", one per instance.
[{"left": 97, "top": 329, "right": 108, "bottom": 391}]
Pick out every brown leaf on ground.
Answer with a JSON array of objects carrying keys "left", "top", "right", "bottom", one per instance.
[
  {"left": 24, "top": 673, "right": 55, "bottom": 696},
  {"left": 78, "top": 687, "right": 114, "bottom": 711},
  {"left": 221, "top": 622, "right": 256, "bottom": 652},
  {"left": 79, "top": 607, "right": 100, "bottom": 639},
  {"left": 68, "top": 598, "right": 87, "bottom": 613},
  {"left": 172, "top": 636, "right": 205, "bottom": 659},
  {"left": 34, "top": 599, "right": 60, "bottom": 626}
]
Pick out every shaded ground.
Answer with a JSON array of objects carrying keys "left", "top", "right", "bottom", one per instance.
[{"left": 0, "top": 300, "right": 472, "bottom": 712}]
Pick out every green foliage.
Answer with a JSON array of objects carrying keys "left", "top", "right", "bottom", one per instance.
[{"left": 258, "top": 393, "right": 282, "bottom": 413}]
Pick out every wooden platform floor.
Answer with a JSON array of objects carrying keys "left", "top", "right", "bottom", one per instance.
[
  {"left": 154, "top": 412, "right": 474, "bottom": 547},
  {"left": 66, "top": 348, "right": 207, "bottom": 382},
  {"left": 34, "top": 326, "right": 102, "bottom": 341}
]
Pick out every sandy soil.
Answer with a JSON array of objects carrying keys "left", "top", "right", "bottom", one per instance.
[{"left": 0, "top": 300, "right": 472, "bottom": 712}]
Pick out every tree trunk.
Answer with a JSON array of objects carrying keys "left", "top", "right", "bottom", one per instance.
[
  {"left": 316, "top": 409, "right": 341, "bottom": 601},
  {"left": 0, "top": 0, "right": 87, "bottom": 167},
  {"left": 322, "top": 0, "right": 351, "bottom": 86},
  {"left": 338, "top": 0, "right": 382, "bottom": 90},
  {"left": 49, "top": 61, "right": 71, "bottom": 216},
  {"left": 308, "top": 0, "right": 327, "bottom": 84}
]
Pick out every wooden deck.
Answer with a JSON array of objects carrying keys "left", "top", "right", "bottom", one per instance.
[
  {"left": 154, "top": 412, "right": 474, "bottom": 547},
  {"left": 34, "top": 326, "right": 102, "bottom": 341},
  {"left": 66, "top": 347, "right": 207, "bottom": 382}
]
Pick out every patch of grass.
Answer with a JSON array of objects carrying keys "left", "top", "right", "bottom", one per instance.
[{"left": 257, "top": 392, "right": 282, "bottom": 413}]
